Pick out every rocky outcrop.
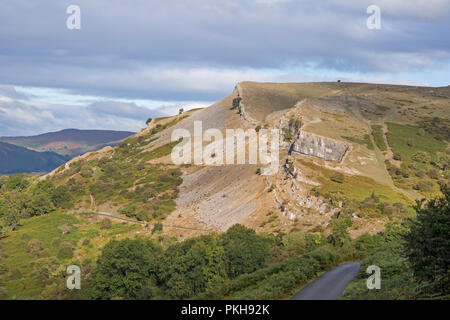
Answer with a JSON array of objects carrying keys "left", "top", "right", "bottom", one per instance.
[
  {"left": 290, "top": 130, "right": 349, "bottom": 162},
  {"left": 233, "top": 84, "right": 259, "bottom": 125}
]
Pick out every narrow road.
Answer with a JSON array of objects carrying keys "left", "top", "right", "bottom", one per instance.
[{"left": 291, "top": 262, "right": 361, "bottom": 300}]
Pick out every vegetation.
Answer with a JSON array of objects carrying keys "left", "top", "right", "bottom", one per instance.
[
  {"left": 371, "top": 125, "right": 387, "bottom": 151},
  {"left": 403, "top": 185, "right": 450, "bottom": 296},
  {"left": 0, "top": 186, "right": 448, "bottom": 300},
  {"left": 385, "top": 122, "right": 448, "bottom": 196},
  {"left": 342, "top": 134, "right": 374, "bottom": 150},
  {"left": 343, "top": 186, "right": 449, "bottom": 299},
  {"left": 283, "top": 118, "right": 302, "bottom": 141}
]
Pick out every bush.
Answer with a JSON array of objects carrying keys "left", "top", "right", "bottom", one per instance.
[
  {"left": 414, "top": 181, "right": 433, "bottom": 193},
  {"left": 9, "top": 268, "right": 22, "bottom": 280},
  {"left": 393, "top": 152, "right": 402, "bottom": 161},
  {"left": 330, "top": 173, "right": 344, "bottom": 184},
  {"left": 100, "top": 219, "right": 112, "bottom": 229},
  {"left": 57, "top": 245, "right": 74, "bottom": 260},
  {"left": 80, "top": 166, "right": 93, "bottom": 178},
  {"left": 26, "top": 239, "right": 45, "bottom": 256},
  {"left": 152, "top": 222, "right": 163, "bottom": 234},
  {"left": 427, "top": 168, "right": 440, "bottom": 180}
]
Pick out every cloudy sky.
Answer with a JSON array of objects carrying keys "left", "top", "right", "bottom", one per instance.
[{"left": 0, "top": 0, "right": 449, "bottom": 136}]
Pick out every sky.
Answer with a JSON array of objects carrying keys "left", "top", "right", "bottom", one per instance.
[{"left": 0, "top": 0, "right": 449, "bottom": 136}]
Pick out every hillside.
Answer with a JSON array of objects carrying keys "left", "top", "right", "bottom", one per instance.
[
  {"left": 0, "top": 129, "right": 135, "bottom": 158},
  {"left": 0, "top": 141, "right": 68, "bottom": 174},
  {"left": 42, "top": 81, "right": 449, "bottom": 238},
  {"left": 0, "top": 81, "right": 449, "bottom": 300}
]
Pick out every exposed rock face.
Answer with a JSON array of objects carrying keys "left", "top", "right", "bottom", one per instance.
[{"left": 291, "top": 130, "right": 349, "bottom": 162}]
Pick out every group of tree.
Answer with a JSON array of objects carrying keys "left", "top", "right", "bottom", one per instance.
[
  {"left": 75, "top": 184, "right": 450, "bottom": 300},
  {"left": 0, "top": 174, "right": 70, "bottom": 232},
  {"left": 88, "top": 225, "right": 274, "bottom": 299}
]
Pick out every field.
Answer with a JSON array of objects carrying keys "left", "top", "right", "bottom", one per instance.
[
  {"left": 386, "top": 122, "right": 446, "bottom": 163},
  {"left": 0, "top": 211, "right": 140, "bottom": 299}
]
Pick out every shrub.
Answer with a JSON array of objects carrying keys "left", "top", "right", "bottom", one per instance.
[
  {"left": 152, "top": 222, "right": 163, "bottom": 234},
  {"left": 58, "top": 225, "right": 71, "bottom": 235},
  {"left": 80, "top": 166, "right": 93, "bottom": 178},
  {"left": 100, "top": 219, "right": 112, "bottom": 229},
  {"left": 57, "top": 245, "right": 74, "bottom": 260},
  {"left": 330, "top": 173, "right": 344, "bottom": 184},
  {"left": 9, "top": 268, "right": 22, "bottom": 280},
  {"left": 26, "top": 239, "right": 45, "bottom": 255},
  {"left": 414, "top": 181, "right": 433, "bottom": 193},
  {"left": 393, "top": 152, "right": 402, "bottom": 161},
  {"left": 427, "top": 168, "right": 440, "bottom": 180}
]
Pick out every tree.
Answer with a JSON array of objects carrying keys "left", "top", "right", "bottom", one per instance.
[
  {"left": 159, "top": 235, "right": 227, "bottom": 299},
  {"left": 92, "top": 238, "right": 162, "bottom": 299},
  {"left": 5, "top": 174, "right": 30, "bottom": 191},
  {"left": 52, "top": 186, "right": 71, "bottom": 208},
  {"left": 329, "top": 215, "right": 352, "bottom": 247},
  {"left": 2, "top": 191, "right": 30, "bottom": 231},
  {"left": 403, "top": 185, "right": 450, "bottom": 296},
  {"left": 220, "top": 224, "right": 273, "bottom": 278},
  {"left": 29, "top": 193, "right": 55, "bottom": 216}
]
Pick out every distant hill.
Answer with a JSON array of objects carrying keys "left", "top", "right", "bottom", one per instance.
[
  {"left": 0, "top": 141, "right": 68, "bottom": 174},
  {"left": 0, "top": 129, "right": 135, "bottom": 157}
]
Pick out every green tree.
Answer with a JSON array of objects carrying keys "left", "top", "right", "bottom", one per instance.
[
  {"left": 51, "top": 185, "right": 71, "bottom": 208},
  {"left": 2, "top": 191, "right": 31, "bottom": 231},
  {"left": 403, "top": 185, "right": 450, "bottom": 296},
  {"left": 220, "top": 224, "right": 274, "bottom": 278},
  {"left": 92, "top": 238, "right": 162, "bottom": 299},
  {"left": 5, "top": 174, "right": 30, "bottom": 191},
  {"left": 159, "top": 235, "right": 227, "bottom": 299},
  {"left": 29, "top": 193, "right": 55, "bottom": 216},
  {"left": 329, "top": 215, "right": 352, "bottom": 247}
]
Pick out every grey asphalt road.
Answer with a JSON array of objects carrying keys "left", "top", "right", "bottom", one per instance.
[{"left": 291, "top": 262, "right": 361, "bottom": 300}]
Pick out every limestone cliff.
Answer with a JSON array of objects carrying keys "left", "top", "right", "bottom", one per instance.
[{"left": 290, "top": 130, "right": 349, "bottom": 162}]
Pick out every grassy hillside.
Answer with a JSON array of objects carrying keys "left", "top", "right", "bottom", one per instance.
[
  {"left": 0, "top": 141, "right": 68, "bottom": 174},
  {"left": 0, "top": 211, "right": 141, "bottom": 299},
  {"left": 46, "top": 115, "right": 188, "bottom": 223},
  {"left": 0, "top": 81, "right": 448, "bottom": 300}
]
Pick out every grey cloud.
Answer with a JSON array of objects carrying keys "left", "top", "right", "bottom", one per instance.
[
  {"left": 86, "top": 101, "right": 164, "bottom": 120},
  {"left": 0, "top": 0, "right": 448, "bottom": 101},
  {"left": 0, "top": 95, "right": 156, "bottom": 136}
]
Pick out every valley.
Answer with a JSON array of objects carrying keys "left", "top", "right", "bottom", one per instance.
[{"left": 0, "top": 81, "right": 448, "bottom": 300}]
